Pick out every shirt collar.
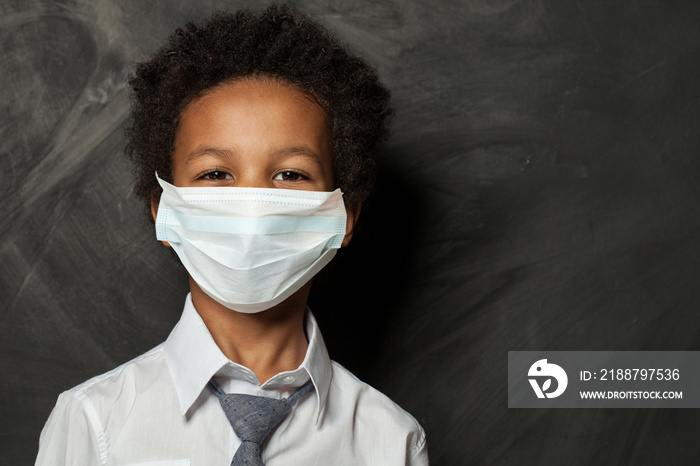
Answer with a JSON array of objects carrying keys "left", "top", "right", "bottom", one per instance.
[{"left": 164, "top": 294, "right": 331, "bottom": 425}]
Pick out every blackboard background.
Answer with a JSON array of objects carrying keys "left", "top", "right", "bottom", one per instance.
[{"left": 3, "top": 0, "right": 700, "bottom": 464}]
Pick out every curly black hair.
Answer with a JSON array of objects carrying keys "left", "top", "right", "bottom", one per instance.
[{"left": 125, "top": 4, "right": 392, "bottom": 211}]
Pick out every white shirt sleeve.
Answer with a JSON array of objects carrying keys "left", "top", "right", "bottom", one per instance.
[
  {"left": 409, "top": 427, "right": 429, "bottom": 465},
  {"left": 35, "top": 392, "right": 103, "bottom": 466}
]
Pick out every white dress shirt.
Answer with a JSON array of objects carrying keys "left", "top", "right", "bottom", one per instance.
[{"left": 36, "top": 295, "right": 428, "bottom": 465}]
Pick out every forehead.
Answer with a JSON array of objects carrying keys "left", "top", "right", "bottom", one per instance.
[
  {"left": 172, "top": 76, "right": 333, "bottom": 179},
  {"left": 175, "top": 77, "right": 330, "bottom": 149},
  {"left": 182, "top": 77, "right": 326, "bottom": 123}
]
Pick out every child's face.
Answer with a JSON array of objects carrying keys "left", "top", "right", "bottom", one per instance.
[
  {"left": 154, "top": 77, "right": 359, "bottom": 248},
  {"left": 170, "top": 78, "right": 334, "bottom": 191}
]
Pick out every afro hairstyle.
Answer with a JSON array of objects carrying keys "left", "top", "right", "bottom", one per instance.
[{"left": 124, "top": 3, "right": 392, "bottom": 211}]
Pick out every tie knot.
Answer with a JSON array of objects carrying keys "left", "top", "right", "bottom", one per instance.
[
  {"left": 219, "top": 394, "right": 292, "bottom": 444},
  {"left": 208, "top": 379, "right": 315, "bottom": 448}
]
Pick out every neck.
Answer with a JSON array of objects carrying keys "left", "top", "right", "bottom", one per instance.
[{"left": 190, "top": 277, "right": 310, "bottom": 384}]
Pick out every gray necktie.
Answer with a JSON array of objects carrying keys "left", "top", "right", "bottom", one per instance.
[{"left": 208, "top": 378, "right": 314, "bottom": 466}]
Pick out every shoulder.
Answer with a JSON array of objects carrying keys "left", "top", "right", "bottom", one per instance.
[
  {"left": 326, "top": 361, "right": 428, "bottom": 463},
  {"left": 62, "top": 343, "right": 172, "bottom": 440},
  {"left": 67, "top": 343, "right": 167, "bottom": 406},
  {"left": 37, "top": 344, "right": 169, "bottom": 465},
  {"left": 328, "top": 361, "right": 421, "bottom": 426},
  {"left": 59, "top": 343, "right": 169, "bottom": 426}
]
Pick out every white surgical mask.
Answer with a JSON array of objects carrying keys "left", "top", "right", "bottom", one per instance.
[{"left": 154, "top": 175, "right": 347, "bottom": 313}]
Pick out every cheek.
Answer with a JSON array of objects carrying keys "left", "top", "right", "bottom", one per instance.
[
  {"left": 170, "top": 155, "right": 188, "bottom": 185},
  {"left": 319, "top": 134, "right": 335, "bottom": 190},
  {"left": 170, "top": 133, "right": 195, "bottom": 186},
  {"left": 324, "top": 167, "right": 336, "bottom": 191},
  {"left": 169, "top": 139, "right": 185, "bottom": 183},
  {"left": 315, "top": 161, "right": 334, "bottom": 191}
]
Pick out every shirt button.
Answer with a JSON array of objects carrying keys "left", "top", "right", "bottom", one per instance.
[{"left": 282, "top": 376, "right": 295, "bottom": 385}]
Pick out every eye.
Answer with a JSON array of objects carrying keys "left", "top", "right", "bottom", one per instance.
[
  {"left": 273, "top": 170, "right": 308, "bottom": 182},
  {"left": 200, "top": 170, "right": 232, "bottom": 181}
]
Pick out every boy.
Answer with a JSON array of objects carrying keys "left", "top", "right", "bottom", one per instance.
[{"left": 36, "top": 4, "right": 428, "bottom": 465}]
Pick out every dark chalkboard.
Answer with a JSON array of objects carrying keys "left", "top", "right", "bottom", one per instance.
[{"left": 3, "top": 0, "right": 700, "bottom": 464}]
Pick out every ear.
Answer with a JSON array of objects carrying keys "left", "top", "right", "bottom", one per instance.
[
  {"left": 342, "top": 201, "right": 361, "bottom": 247},
  {"left": 151, "top": 193, "right": 171, "bottom": 248}
]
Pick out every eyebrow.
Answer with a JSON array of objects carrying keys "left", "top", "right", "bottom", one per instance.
[
  {"left": 274, "top": 146, "right": 325, "bottom": 167},
  {"left": 185, "top": 145, "right": 325, "bottom": 167},
  {"left": 185, "top": 147, "right": 237, "bottom": 165}
]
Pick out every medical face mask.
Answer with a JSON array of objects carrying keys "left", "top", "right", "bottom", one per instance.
[{"left": 154, "top": 175, "right": 347, "bottom": 313}]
